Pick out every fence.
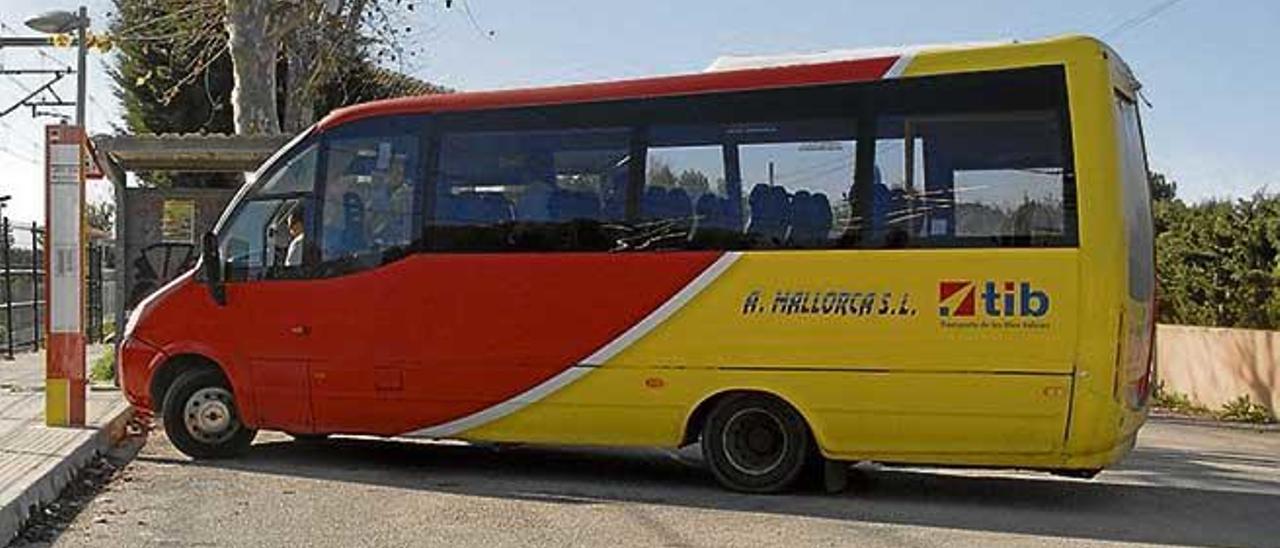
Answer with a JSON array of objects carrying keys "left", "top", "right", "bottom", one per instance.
[{"left": 0, "top": 220, "right": 115, "bottom": 359}]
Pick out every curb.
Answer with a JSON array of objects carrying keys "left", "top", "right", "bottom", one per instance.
[
  {"left": 0, "top": 400, "right": 135, "bottom": 545},
  {"left": 1149, "top": 412, "right": 1280, "bottom": 433}
]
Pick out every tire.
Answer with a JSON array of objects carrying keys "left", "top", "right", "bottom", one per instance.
[
  {"left": 162, "top": 368, "right": 256, "bottom": 459},
  {"left": 701, "top": 393, "right": 813, "bottom": 493}
]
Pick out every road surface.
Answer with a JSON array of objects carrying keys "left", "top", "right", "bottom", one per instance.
[{"left": 28, "top": 419, "right": 1280, "bottom": 547}]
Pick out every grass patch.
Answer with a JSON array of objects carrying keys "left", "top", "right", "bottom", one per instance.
[
  {"left": 90, "top": 346, "right": 116, "bottom": 383},
  {"left": 1152, "top": 382, "right": 1212, "bottom": 416},
  {"left": 1153, "top": 382, "right": 1277, "bottom": 424},
  {"left": 1217, "top": 395, "right": 1276, "bottom": 424}
]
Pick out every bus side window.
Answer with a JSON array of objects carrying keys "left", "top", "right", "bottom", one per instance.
[
  {"left": 869, "top": 113, "right": 1071, "bottom": 248},
  {"left": 219, "top": 143, "right": 318, "bottom": 281},
  {"left": 645, "top": 119, "right": 857, "bottom": 251},
  {"left": 431, "top": 127, "right": 631, "bottom": 252},
  {"left": 319, "top": 125, "right": 421, "bottom": 272}
]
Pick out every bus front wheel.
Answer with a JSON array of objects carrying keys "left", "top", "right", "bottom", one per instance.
[
  {"left": 701, "top": 393, "right": 812, "bottom": 493},
  {"left": 162, "top": 368, "right": 256, "bottom": 459}
]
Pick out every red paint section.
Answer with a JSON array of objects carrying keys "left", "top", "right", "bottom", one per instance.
[
  {"left": 46, "top": 332, "right": 86, "bottom": 380},
  {"left": 368, "top": 252, "right": 721, "bottom": 433},
  {"left": 48, "top": 332, "right": 86, "bottom": 424},
  {"left": 318, "top": 57, "right": 899, "bottom": 130},
  {"left": 119, "top": 337, "right": 163, "bottom": 409},
  {"left": 939, "top": 281, "right": 976, "bottom": 317},
  {"left": 121, "top": 252, "right": 723, "bottom": 436}
]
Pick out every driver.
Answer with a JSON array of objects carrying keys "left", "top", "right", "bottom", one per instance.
[{"left": 284, "top": 205, "right": 305, "bottom": 267}]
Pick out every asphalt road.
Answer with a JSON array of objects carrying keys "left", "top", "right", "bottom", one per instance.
[{"left": 31, "top": 419, "right": 1280, "bottom": 547}]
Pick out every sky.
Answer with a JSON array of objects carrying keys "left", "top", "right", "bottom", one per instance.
[{"left": 0, "top": 0, "right": 1277, "bottom": 227}]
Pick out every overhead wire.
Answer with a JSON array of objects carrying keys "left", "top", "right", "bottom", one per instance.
[
  {"left": 1103, "top": 0, "right": 1188, "bottom": 40},
  {"left": 0, "top": 144, "right": 37, "bottom": 165}
]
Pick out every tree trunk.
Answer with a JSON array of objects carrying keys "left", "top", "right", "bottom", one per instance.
[
  {"left": 225, "top": 0, "right": 281, "bottom": 135},
  {"left": 284, "top": 32, "right": 317, "bottom": 133}
]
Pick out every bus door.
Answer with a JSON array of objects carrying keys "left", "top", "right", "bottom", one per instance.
[
  {"left": 307, "top": 121, "right": 423, "bottom": 434},
  {"left": 218, "top": 152, "right": 320, "bottom": 434}
]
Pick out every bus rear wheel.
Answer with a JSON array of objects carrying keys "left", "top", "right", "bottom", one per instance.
[
  {"left": 162, "top": 368, "right": 256, "bottom": 459},
  {"left": 701, "top": 393, "right": 812, "bottom": 493}
]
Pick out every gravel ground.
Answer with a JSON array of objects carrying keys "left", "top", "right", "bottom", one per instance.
[{"left": 18, "top": 419, "right": 1280, "bottom": 548}]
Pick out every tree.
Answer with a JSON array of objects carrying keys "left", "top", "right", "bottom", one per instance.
[
  {"left": 224, "top": 0, "right": 441, "bottom": 135},
  {"left": 225, "top": 0, "right": 288, "bottom": 135},
  {"left": 111, "top": 0, "right": 451, "bottom": 185},
  {"left": 1154, "top": 191, "right": 1280, "bottom": 329},
  {"left": 676, "top": 169, "right": 711, "bottom": 199},
  {"left": 109, "top": 0, "right": 239, "bottom": 187},
  {"left": 1150, "top": 172, "right": 1177, "bottom": 202},
  {"left": 647, "top": 158, "right": 678, "bottom": 188}
]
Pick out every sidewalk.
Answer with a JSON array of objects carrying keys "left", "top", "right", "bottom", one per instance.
[{"left": 0, "top": 346, "right": 133, "bottom": 545}]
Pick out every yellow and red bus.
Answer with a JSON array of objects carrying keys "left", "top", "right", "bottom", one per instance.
[{"left": 120, "top": 35, "right": 1155, "bottom": 492}]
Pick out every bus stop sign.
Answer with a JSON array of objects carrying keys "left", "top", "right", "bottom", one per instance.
[{"left": 45, "top": 124, "right": 86, "bottom": 427}]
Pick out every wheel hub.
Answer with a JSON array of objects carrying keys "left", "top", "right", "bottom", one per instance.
[
  {"left": 184, "top": 386, "right": 239, "bottom": 444},
  {"left": 721, "top": 407, "right": 789, "bottom": 476}
]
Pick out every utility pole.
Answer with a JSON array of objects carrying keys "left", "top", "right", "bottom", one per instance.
[
  {"left": 74, "top": 6, "right": 87, "bottom": 127},
  {"left": 0, "top": 7, "right": 93, "bottom": 123},
  {"left": 11, "top": 8, "right": 93, "bottom": 427}
]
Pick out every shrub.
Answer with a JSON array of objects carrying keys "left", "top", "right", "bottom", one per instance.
[
  {"left": 1217, "top": 395, "right": 1276, "bottom": 424},
  {"left": 1151, "top": 382, "right": 1211, "bottom": 416},
  {"left": 90, "top": 346, "right": 116, "bottom": 384}
]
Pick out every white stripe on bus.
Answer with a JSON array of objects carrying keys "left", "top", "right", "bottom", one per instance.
[
  {"left": 404, "top": 252, "right": 742, "bottom": 439},
  {"left": 883, "top": 54, "right": 915, "bottom": 79}
]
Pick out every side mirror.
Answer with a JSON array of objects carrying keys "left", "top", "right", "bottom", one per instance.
[{"left": 200, "top": 231, "right": 227, "bottom": 306}]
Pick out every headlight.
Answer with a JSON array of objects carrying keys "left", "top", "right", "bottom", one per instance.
[{"left": 122, "top": 303, "right": 145, "bottom": 342}]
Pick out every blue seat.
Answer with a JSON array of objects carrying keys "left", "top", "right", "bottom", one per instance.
[
  {"left": 340, "top": 192, "right": 366, "bottom": 253},
  {"left": 788, "top": 191, "right": 833, "bottom": 246},
  {"left": 549, "top": 189, "right": 602, "bottom": 221},
  {"left": 642, "top": 186, "right": 669, "bottom": 219},
  {"left": 666, "top": 187, "right": 692, "bottom": 220},
  {"left": 437, "top": 192, "right": 512, "bottom": 225},
  {"left": 602, "top": 172, "right": 628, "bottom": 220},
  {"left": 746, "top": 184, "right": 790, "bottom": 244},
  {"left": 695, "top": 194, "right": 738, "bottom": 232}
]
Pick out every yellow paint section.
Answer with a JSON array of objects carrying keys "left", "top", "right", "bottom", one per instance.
[
  {"left": 469, "top": 248, "right": 1083, "bottom": 460},
  {"left": 465, "top": 35, "right": 1145, "bottom": 470},
  {"left": 46, "top": 378, "right": 68, "bottom": 427}
]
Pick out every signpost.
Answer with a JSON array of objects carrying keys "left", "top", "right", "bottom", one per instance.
[{"left": 45, "top": 125, "right": 86, "bottom": 427}]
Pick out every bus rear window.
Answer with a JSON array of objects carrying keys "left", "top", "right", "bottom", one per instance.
[
  {"left": 1116, "top": 94, "right": 1154, "bottom": 300},
  {"left": 870, "top": 111, "right": 1072, "bottom": 248}
]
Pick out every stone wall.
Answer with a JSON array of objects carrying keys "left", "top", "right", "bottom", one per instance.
[{"left": 1157, "top": 324, "right": 1280, "bottom": 416}]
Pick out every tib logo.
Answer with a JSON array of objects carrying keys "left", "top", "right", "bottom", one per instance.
[{"left": 938, "top": 280, "right": 1050, "bottom": 318}]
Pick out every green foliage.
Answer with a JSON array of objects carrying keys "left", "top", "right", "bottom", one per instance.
[
  {"left": 1217, "top": 395, "right": 1276, "bottom": 424},
  {"left": 1152, "top": 383, "right": 1276, "bottom": 424},
  {"left": 109, "top": 0, "right": 447, "bottom": 187},
  {"left": 109, "top": 0, "right": 239, "bottom": 187},
  {"left": 86, "top": 202, "right": 115, "bottom": 234},
  {"left": 1152, "top": 172, "right": 1280, "bottom": 329},
  {"left": 1152, "top": 382, "right": 1211, "bottom": 416},
  {"left": 90, "top": 346, "right": 117, "bottom": 384},
  {"left": 1149, "top": 172, "right": 1178, "bottom": 202}
]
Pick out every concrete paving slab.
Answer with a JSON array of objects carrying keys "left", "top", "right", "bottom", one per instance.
[{"left": 0, "top": 347, "right": 133, "bottom": 545}]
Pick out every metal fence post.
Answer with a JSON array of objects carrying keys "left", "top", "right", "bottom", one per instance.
[
  {"left": 2, "top": 216, "right": 12, "bottom": 360},
  {"left": 88, "top": 244, "right": 100, "bottom": 343},
  {"left": 31, "top": 222, "right": 39, "bottom": 350}
]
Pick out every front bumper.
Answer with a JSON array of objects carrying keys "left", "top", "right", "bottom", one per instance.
[{"left": 119, "top": 336, "right": 166, "bottom": 411}]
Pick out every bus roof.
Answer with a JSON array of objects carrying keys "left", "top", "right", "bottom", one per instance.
[{"left": 316, "top": 35, "right": 1107, "bottom": 131}]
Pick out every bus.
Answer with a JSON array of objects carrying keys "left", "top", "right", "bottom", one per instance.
[{"left": 119, "top": 35, "right": 1155, "bottom": 493}]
